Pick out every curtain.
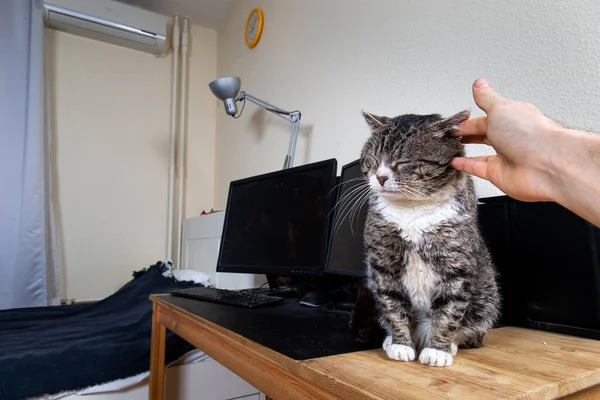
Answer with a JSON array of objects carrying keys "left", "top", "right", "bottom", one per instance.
[{"left": 0, "top": 0, "right": 59, "bottom": 310}]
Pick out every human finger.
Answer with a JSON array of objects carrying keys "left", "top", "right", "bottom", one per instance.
[
  {"left": 454, "top": 116, "right": 488, "bottom": 137},
  {"left": 460, "top": 135, "right": 491, "bottom": 145},
  {"left": 472, "top": 78, "right": 506, "bottom": 112},
  {"left": 450, "top": 155, "right": 495, "bottom": 181}
]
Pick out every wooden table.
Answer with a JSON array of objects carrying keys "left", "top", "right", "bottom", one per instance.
[{"left": 149, "top": 294, "right": 600, "bottom": 400}]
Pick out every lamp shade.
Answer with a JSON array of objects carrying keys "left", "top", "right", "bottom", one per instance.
[
  {"left": 208, "top": 76, "right": 241, "bottom": 100},
  {"left": 209, "top": 76, "right": 241, "bottom": 116}
]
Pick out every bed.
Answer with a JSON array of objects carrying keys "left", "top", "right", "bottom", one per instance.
[{"left": 0, "top": 261, "right": 261, "bottom": 400}]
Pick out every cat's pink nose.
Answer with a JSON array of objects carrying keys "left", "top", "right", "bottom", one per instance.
[{"left": 377, "top": 175, "right": 388, "bottom": 186}]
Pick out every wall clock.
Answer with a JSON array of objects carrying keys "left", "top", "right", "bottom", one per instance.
[{"left": 244, "top": 8, "right": 264, "bottom": 48}]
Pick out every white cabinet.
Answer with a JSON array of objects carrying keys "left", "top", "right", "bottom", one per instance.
[
  {"left": 163, "top": 360, "right": 263, "bottom": 400},
  {"left": 181, "top": 212, "right": 267, "bottom": 290}
]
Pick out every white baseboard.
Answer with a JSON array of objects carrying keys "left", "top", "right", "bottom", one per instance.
[{"left": 61, "top": 298, "right": 104, "bottom": 305}]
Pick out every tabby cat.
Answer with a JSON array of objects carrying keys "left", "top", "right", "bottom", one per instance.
[{"left": 360, "top": 109, "right": 500, "bottom": 367}]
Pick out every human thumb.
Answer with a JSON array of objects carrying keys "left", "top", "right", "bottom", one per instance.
[{"left": 472, "top": 78, "right": 504, "bottom": 113}]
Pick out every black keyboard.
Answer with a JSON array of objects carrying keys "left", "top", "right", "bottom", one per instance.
[{"left": 170, "top": 286, "right": 284, "bottom": 308}]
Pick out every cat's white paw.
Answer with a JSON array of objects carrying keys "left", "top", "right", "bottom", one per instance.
[
  {"left": 383, "top": 336, "right": 416, "bottom": 362},
  {"left": 451, "top": 342, "right": 458, "bottom": 356},
  {"left": 419, "top": 348, "right": 453, "bottom": 367},
  {"left": 383, "top": 336, "right": 393, "bottom": 352}
]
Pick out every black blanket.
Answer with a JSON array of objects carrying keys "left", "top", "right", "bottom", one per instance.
[{"left": 0, "top": 262, "right": 199, "bottom": 400}]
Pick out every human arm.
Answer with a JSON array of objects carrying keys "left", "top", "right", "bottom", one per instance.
[{"left": 451, "top": 78, "right": 600, "bottom": 227}]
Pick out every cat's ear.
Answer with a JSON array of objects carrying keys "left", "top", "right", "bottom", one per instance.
[
  {"left": 362, "top": 110, "right": 389, "bottom": 132},
  {"left": 434, "top": 109, "right": 471, "bottom": 135}
]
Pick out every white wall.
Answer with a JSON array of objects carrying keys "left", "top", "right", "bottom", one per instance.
[
  {"left": 47, "top": 24, "right": 217, "bottom": 301},
  {"left": 215, "top": 0, "right": 600, "bottom": 206}
]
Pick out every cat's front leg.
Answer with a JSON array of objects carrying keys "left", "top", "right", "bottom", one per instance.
[
  {"left": 419, "top": 287, "right": 470, "bottom": 367},
  {"left": 372, "top": 287, "right": 416, "bottom": 362}
]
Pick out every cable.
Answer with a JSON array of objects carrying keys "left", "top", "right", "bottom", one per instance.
[
  {"left": 252, "top": 280, "right": 270, "bottom": 292},
  {"left": 232, "top": 98, "right": 246, "bottom": 119}
]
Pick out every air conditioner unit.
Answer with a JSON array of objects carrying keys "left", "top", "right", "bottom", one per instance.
[{"left": 43, "top": 0, "right": 171, "bottom": 57}]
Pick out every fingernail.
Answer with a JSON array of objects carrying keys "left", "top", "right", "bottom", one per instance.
[{"left": 474, "top": 79, "right": 490, "bottom": 89}]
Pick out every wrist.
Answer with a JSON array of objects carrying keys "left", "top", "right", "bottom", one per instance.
[
  {"left": 531, "top": 123, "right": 572, "bottom": 203},
  {"left": 548, "top": 126, "right": 600, "bottom": 222}
]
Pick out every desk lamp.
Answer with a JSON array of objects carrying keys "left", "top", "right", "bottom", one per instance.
[{"left": 209, "top": 76, "right": 302, "bottom": 169}]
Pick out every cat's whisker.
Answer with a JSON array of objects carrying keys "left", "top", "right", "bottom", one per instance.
[
  {"left": 350, "top": 194, "right": 370, "bottom": 234},
  {"left": 406, "top": 187, "right": 438, "bottom": 204},
  {"left": 330, "top": 188, "right": 370, "bottom": 234},
  {"left": 332, "top": 186, "right": 371, "bottom": 237},
  {"left": 332, "top": 188, "right": 370, "bottom": 236},
  {"left": 400, "top": 186, "right": 426, "bottom": 200},
  {"left": 331, "top": 184, "right": 370, "bottom": 215},
  {"left": 347, "top": 189, "right": 371, "bottom": 234},
  {"left": 395, "top": 185, "right": 433, "bottom": 203},
  {"left": 326, "top": 177, "right": 367, "bottom": 198},
  {"left": 333, "top": 181, "right": 369, "bottom": 204},
  {"left": 349, "top": 191, "right": 372, "bottom": 236},
  {"left": 327, "top": 183, "right": 370, "bottom": 218},
  {"left": 328, "top": 185, "right": 366, "bottom": 217}
]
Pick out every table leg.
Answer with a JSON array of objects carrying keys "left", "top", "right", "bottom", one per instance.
[{"left": 149, "top": 303, "right": 166, "bottom": 400}]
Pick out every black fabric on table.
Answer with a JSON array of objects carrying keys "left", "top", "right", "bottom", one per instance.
[{"left": 0, "top": 262, "right": 198, "bottom": 400}]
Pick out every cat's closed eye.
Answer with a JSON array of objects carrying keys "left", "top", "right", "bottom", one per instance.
[
  {"left": 415, "top": 159, "right": 449, "bottom": 167},
  {"left": 365, "top": 155, "right": 379, "bottom": 169},
  {"left": 391, "top": 161, "right": 412, "bottom": 169}
]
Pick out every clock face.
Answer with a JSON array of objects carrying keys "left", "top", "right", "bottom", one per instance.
[
  {"left": 247, "top": 11, "right": 259, "bottom": 43},
  {"left": 244, "top": 8, "right": 263, "bottom": 48}
]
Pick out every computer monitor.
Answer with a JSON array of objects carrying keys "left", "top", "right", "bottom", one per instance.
[
  {"left": 326, "top": 159, "right": 368, "bottom": 277},
  {"left": 216, "top": 159, "right": 338, "bottom": 276}
]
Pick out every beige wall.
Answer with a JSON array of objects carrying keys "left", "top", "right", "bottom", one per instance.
[
  {"left": 47, "top": 24, "right": 217, "bottom": 301},
  {"left": 49, "top": 0, "right": 600, "bottom": 299},
  {"left": 216, "top": 0, "right": 600, "bottom": 207}
]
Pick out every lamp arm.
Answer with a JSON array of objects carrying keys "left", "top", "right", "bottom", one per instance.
[
  {"left": 237, "top": 91, "right": 302, "bottom": 169},
  {"left": 286, "top": 117, "right": 300, "bottom": 169},
  {"left": 238, "top": 91, "right": 295, "bottom": 122}
]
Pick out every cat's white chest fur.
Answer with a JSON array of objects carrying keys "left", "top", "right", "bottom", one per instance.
[
  {"left": 376, "top": 197, "right": 458, "bottom": 243},
  {"left": 402, "top": 251, "right": 437, "bottom": 311},
  {"left": 403, "top": 250, "right": 437, "bottom": 350},
  {"left": 377, "top": 197, "right": 458, "bottom": 349},
  {"left": 377, "top": 198, "right": 458, "bottom": 298}
]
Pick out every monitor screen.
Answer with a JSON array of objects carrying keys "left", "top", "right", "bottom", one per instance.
[
  {"left": 217, "top": 159, "right": 338, "bottom": 275},
  {"left": 326, "top": 159, "right": 368, "bottom": 277}
]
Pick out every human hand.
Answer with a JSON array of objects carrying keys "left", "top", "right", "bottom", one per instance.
[{"left": 451, "top": 78, "right": 564, "bottom": 202}]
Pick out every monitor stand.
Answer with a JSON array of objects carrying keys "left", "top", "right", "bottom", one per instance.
[
  {"left": 264, "top": 274, "right": 329, "bottom": 305},
  {"left": 266, "top": 274, "right": 280, "bottom": 290},
  {"left": 264, "top": 274, "right": 299, "bottom": 298},
  {"left": 297, "top": 277, "right": 335, "bottom": 308},
  {"left": 299, "top": 274, "right": 362, "bottom": 308}
]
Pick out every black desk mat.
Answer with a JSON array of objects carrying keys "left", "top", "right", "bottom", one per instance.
[{"left": 162, "top": 296, "right": 382, "bottom": 360}]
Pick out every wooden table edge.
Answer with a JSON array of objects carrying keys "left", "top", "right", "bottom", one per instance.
[
  {"left": 149, "top": 294, "right": 366, "bottom": 400},
  {"left": 149, "top": 295, "right": 600, "bottom": 400},
  {"left": 561, "top": 383, "right": 600, "bottom": 399}
]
